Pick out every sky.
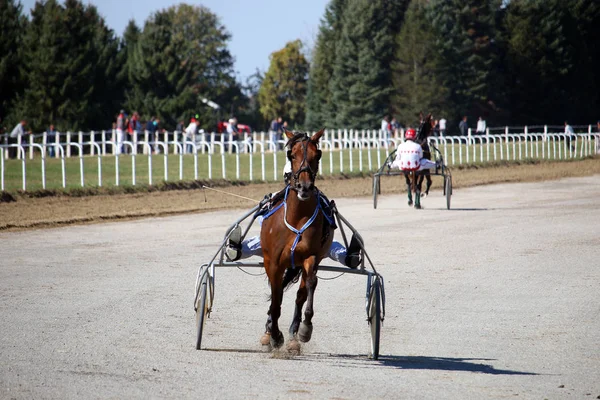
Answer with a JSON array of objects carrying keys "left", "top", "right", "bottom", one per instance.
[{"left": 20, "top": 0, "right": 330, "bottom": 82}]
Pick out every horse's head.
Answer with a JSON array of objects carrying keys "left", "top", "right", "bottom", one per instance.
[
  {"left": 285, "top": 128, "right": 324, "bottom": 201},
  {"left": 416, "top": 113, "right": 435, "bottom": 144}
]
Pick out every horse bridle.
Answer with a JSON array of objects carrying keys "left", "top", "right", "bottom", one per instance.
[{"left": 287, "top": 135, "right": 321, "bottom": 187}]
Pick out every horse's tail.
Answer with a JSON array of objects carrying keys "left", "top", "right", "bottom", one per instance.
[
  {"left": 268, "top": 266, "right": 302, "bottom": 300},
  {"left": 410, "top": 171, "right": 417, "bottom": 193},
  {"left": 282, "top": 266, "right": 302, "bottom": 291}
]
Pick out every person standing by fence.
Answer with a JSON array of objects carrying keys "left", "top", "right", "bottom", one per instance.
[
  {"left": 185, "top": 118, "right": 197, "bottom": 153},
  {"left": 476, "top": 117, "right": 486, "bottom": 135},
  {"left": 116, "top": 110, "right": 126, "bottom": 155},
  {"left": 459, "top": 116, "right": 468, "bottom": 136},
  {"left": 564, "top": 121, "right": 575, "bottom": 152},
  {"left": 381, "top": 115, "right": 391, "bottom": 142},
  {"left": 439, "top": 117, "right": 446, "bottom": 137},
  {"left": 9, "top": 120, "right": 28, "bottom": 159},
  {"left": 46, "top": 124, "right": 57, "bottom": 158}
]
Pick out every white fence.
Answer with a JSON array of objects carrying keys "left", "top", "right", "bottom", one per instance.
[{"left": 1, "top": 126, "right": 599, "bottom": 191}]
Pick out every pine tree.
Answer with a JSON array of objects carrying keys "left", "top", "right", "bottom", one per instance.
[
  {"left": 0, "top": 0, "right": 26, "bottom": 122},
  {"left": 330, "top": 0, "right": 408, "bottom": 128},
  {"left": 426, "top": 0, "right": 505, "bottom": 126},
  {"left": 504, "top": 0, "right": 573, "bottom": 123},
  {"left": 85, "top": 5, "right": 123, "bottom": 128},
  {"left": 305, "top": 0, "right": 347, "bottom": 130},
  {"left": 391, "top": 0, "right": 449, "bottom": 127},
  {"left": 258, "top": 40, "right": 309, "bottom": 127}
]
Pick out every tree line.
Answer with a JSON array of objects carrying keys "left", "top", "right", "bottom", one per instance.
[
  {"left": 1, "top": 0, "right": 598, "bottom": 134},
  {"left": 304, "top": 0, "right": 600, "bottom": 133},
  {"left": 0, "top": 0, "right": 264, "bottom": 133}
]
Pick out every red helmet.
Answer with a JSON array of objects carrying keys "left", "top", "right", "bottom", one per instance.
[{"left": 405, "top": 128, "right": 416, "bottom": 140}]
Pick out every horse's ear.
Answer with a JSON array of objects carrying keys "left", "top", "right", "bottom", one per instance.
[
  {"left": 311, "top": 128, "right": 325, "bottom": 143},
  {"left": 284, "top": 129, "right": 295, "bottom": 140}
]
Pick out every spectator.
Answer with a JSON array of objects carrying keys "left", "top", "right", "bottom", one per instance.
[
  {"left": 458, "top": 116, "right": 468, "bottom": 136},
  {"left": 185, "top": 118, "right": 198, "bottom": 153},
  {"left": 175, "top": 120, "right": 184, "bottom": 134},
  {"left": 433, "top": 119, "right": 440, "bottom": 137},
  {"left": 227, "top": 118, "right": 238, "bottom": 139},
  {"left": 145, "top": 116, "right": 156, "bottom": 152},
  {"left": 390, "top": 117, "right": 400, "bottom": 136},
  {"left": 381, "top": 115, "right": 390, "bottom": 141},
  {"left": 564, "top": 121, "right": 575, "bottom": 152},
  {"left": 439, "top": 117, "right": 447, "bottom": 137},
  {"left": 116, "top": 110, "right": 126, "bottom": 155},
  {"left": 476, "top": 116, "right": 486, "bottom": 135},
  {"left": 9, "top": 120, "right": 28, "bottom": 159},
  {"left": 154, "top": 118, "right": 163, "bottom": 153},
  {"left": 269, "top": 116, "right": 282, "bottom": 150},
  {"left": 46, "top": 124, "right": 57, "bottom": 158}
]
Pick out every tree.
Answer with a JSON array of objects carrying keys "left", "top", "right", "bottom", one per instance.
[
  {"left": 126, "top": 4, "right": 240, "bottom": 129},
  {"left": 258, "top": 40, "right": 309, "bottom": 127},
  {"left": 391, "top": 0, "right": 449, "bottom": 127},
  {"left": 0, "top": 0, "right": 26, "bottom": 122},
  {"left": 305, "top": 0, "right": 347, "bottom": 130},
  {"left": 503, "top": 0, "right": 574, "bottom": 123},
  {"left": 330, "top": 0, "right": 409, "bottom": 128},
  {"left": 426, "top": 0, "right": 506, "bottom": 126}
]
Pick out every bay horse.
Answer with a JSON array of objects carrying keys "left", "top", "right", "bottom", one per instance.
[
  {"left": 404, "top": 113, "right": 436, "bottom": 209},
  {"left": 259, "top": 129, "right": 334, "bottom": 351}
]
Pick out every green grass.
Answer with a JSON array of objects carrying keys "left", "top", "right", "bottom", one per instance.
[{"left": 1, "top": 139, "right": 595, "bottom": 192}]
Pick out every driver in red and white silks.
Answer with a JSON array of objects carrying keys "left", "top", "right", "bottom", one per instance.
[{"left": 389, "top": 128, "right": 437, "bottom": 171}]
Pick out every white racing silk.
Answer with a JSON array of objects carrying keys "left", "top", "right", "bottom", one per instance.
[{"left": 390, "top": 140, "right": 436, "bottom": 171}]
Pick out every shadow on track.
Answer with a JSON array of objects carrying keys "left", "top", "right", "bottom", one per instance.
[
  {"left": 298, "top": 353, "right": 538, "bottom": 376},
  {"left": 428, "top": 208, "right": 492, "bottom": 211}
]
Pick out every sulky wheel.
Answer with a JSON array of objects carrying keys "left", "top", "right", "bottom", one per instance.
[
  {"left": 445, "top": 176, "right": 452, "bottom": 210},
  {"left": 373, "top": 177, "right": 380, "bottom": 209},
  {"left": 368, "top": 278, "right": 381, "bottom": 360},
  {"left": 195, "top": 273, "right": 209, "bottom": 350}
]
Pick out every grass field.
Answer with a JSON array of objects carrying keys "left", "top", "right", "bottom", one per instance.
[
  {"left": 1, "top": 156, "right": 599, "bottom": 231},
  {"left": 1, "top": 139, "right": 597, "bottom": 192}
]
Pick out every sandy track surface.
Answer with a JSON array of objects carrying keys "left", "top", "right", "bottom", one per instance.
[{"left": 1, "top": 176, "right": 599, "bottom": 399}]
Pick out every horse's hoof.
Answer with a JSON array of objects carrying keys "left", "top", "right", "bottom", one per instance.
[
  {"left": 287, "top": 338, "right": 301, "bottom": 354},
  {"left": 298, "top": 322, "right": 313, "bottom": 343},
  {"left": 414, "top": 204, "right": 422, "bottom": 210},
  {"left": 407, "top": 200, "right": 413, "bottom": 206},
  {"left": 270, "top": 332, "right": 285, "bottom": 349},
  {"left": 260, "top": 332, "right": 271, "bottom": 346}
]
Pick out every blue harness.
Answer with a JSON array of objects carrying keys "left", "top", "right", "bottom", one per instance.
[{"left": 263, "top": 185, "right": 335, "bottom": 268}]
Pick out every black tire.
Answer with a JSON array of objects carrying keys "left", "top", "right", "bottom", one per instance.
[
  {"left": 445, "top": 176, "right": 452, "bottom": 210},
  {"left": 369, "top": 279, "right": 381, "bottom": 360},
  {"left": 373, "top": 177, "right": 380, "bottom": 209},
  {"left": 195, "top": 277, "right": 208, "bottom": 350}
]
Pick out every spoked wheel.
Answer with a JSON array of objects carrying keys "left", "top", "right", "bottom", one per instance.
[
  {"left": 195, "top": 273, "right": 210, "bottom": 350},
  {"left": 445, "top": 176, "right": 452, "bottom": 210},
  {"left": 372, "top": 177, "right": 380, "bottom": 209},
  {"left": 368, "top": 279, "right": 381, "bottom": 360}
]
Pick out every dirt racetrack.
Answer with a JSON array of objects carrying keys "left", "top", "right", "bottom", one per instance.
[{"left": 1, "top": 176, "right": 599, "bottom": 399}]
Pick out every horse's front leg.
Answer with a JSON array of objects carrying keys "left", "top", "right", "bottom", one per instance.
[
  {"left": 287, "top": 277, "right": 307, "bottom": 353},
  {"left": 289, "top": 278, "right": 307, "bottom": 337},
  {"left": 298, "top": 256, "right": 318, "bottom": 343},
  {"left": 261, "top": 255, "right": 285, "bottom": 349}
]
